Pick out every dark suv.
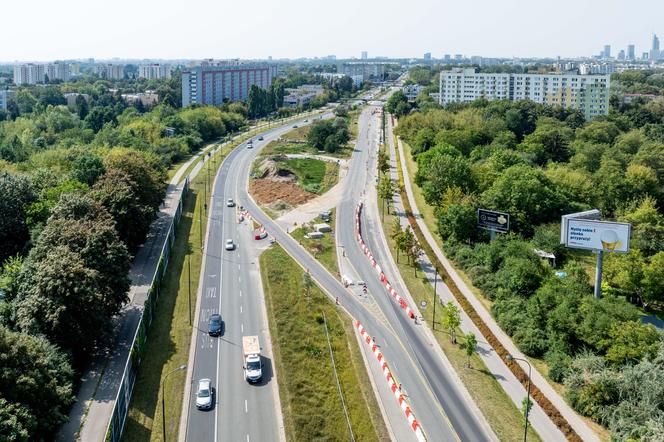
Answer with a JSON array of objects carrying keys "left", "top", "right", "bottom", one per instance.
[{"left": 208, "top": 314, "right": 222, "bottom": 336}]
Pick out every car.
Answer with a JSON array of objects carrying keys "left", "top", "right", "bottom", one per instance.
[
  {"left": 196, "top": 379, "right": 213, "bottom": 410},
  {"left": 292, "top": 125, "right": 298, "bottom": 128},
  {"left": 227, "top": 198, "right": 235, "bottom": 207},
  {"left": 258, "top": 136, "right": 264, "bottom": 141},
  {"left": 208, "top": 314, "right": 222, "bottom": 336},
  {"left": 304, "top": 119, "right": 308, "bottom": 122},
  {"left": 225, "top": 239, "right": 235, "bottom": 250}
]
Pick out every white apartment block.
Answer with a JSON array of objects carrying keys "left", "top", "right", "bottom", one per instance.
[
  {"left": 92, "top": 64, "right": 125, "bottom": 80},
  {"left": 139, "top": 64, "right": 171, "bottom": 80},
  {"left": 14, "top": 64, "right": 46, "bottom": 85},
  {"left": 439, "top": 68, "right": 610, "bottom": 119},
  {"left": 46, "top": 62, "right": 71, "bottom": 82}
]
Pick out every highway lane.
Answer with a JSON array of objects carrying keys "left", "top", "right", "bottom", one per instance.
[
  {"left": 184, "top": 114, "right": 327, "bottom": 442},
  {"left": 238, "top": 106, "right": 494, "bottom": 441}
]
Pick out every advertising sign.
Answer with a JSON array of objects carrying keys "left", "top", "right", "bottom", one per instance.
[
  {"left": 565, "top": 219, "right": 631, "bottom": 253},
  {"left": 477, "top": 209, "right": 510, "bottom": 233}
]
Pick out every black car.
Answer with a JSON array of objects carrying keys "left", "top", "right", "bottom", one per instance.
[{"left": 208, "top": 314, "right": 222, "bottom": 336}]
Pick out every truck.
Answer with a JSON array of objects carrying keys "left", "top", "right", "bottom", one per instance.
[{"left": 242, "top": 335, "right": 262, "bottom": 383}]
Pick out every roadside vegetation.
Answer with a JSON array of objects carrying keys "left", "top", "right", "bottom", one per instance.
[
  {"left": 290, "top": 210, "right": 339, "bottom": 276},
  {"left": 259, "top": 244, "right": 389, "bottom": 442},
  {"left": 391, "top": 66, "right": 664, "bottom": 439}
]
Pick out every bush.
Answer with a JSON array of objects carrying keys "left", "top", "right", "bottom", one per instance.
[{"left": 545, "top": 350, "right": 572, "bottom": 382}]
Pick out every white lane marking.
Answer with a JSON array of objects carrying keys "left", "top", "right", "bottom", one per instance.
[
  {"left": 241, "top": 323, "right": 244, "bottom": 333},
  {"left": 238, "top": 264, "right": 241, "bottom": 270},
  {"left": 213, "top": 177, "right": 227, "bottom": 442},
  {"left": 245, "top": 399, "right": 248, "bottom": 413},
  {"left": 239, "top": 289, "right": 242, "bottom": 297},
  {"left": 240, "top": 305, "right": 243, "bottom": 314},
  {"left": 246, "top": 434, "right": 250, "bottom": 442}
]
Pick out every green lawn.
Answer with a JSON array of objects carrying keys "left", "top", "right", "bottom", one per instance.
[
  {"left": 289, "top": 210, "right": 339, "bottom": 277},
  {"left": 260, "top": 245, "right": 389, "bottom": 442},
  {"left": 120, "top": 141, "right": 232, "bottom": 442},
  {"left": 279, "top": 158, "right": 339, "bottom": 194}
]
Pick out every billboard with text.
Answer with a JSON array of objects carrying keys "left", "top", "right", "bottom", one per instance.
[{"left": 565, "top": 219, "right": 631, "bottom": 253}]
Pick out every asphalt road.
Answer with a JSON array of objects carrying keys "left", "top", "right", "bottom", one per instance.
[
  {"left": 238, "top": 107, "right": 495, "bottom": 440},
  {"left": 184, "top": 115, "right": 327, "bottom": 442}
]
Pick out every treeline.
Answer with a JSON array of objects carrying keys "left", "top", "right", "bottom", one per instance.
[
  {"left": 395, "top": 91, "right": 664, "bottom": 438},
  {"left": 0, "top": 78, "right": 251, "bottom": 440}
]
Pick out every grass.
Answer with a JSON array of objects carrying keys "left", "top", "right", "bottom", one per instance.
[
  {"left": 289, "top": 210, "right": 339, "bottom": 276},
  {"left": 120, "top": 138, "right": 233, "bottom": 442},
  {"left": 378, "top": 203, "right": 542, "bottom": 442},
  {"left": 279, "top": 158, "right": 340, "bottom": 194},
  {"left": 260, "top": 244, "right": 389, "bottom": 442}
]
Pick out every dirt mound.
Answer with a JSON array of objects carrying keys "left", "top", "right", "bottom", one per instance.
[{"left": 250, "top": 179, "right": 316, "bottom": 207}]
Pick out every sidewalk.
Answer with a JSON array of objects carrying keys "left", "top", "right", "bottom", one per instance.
[{"left": 389, "top": 118, "right": 599, "bottom": 442}]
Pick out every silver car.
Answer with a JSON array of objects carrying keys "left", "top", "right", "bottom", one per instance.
[{"left": 196, "top": 378, "right": 213, "bottom": 410}]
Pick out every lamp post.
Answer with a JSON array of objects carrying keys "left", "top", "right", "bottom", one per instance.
[
  {"left": 162, "top": 364, "right": 187, "bottom": 441},
  {"left": 506, "top": 354, "right": 532, "bottom": 442}
]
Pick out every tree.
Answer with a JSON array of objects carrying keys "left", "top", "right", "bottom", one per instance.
[
  {"left": 518, "top": 117, "right": 574, "bottom": 165},
  {"left": 0, "top": 324, "right": 75, "bottom": 440},
  {"left": 390, "top": 217, "right": 403, "bottom": 262},
  {"left": 406, "top": 234, "right": 423, "bottom": 276},
  {"left": 0, "top": 172, "right": 35, "bottom": 262},
  {"left": 602, "top": 321, "right": 661, "bottom": 365},
  {"left": 377, "top": 149, "right": 390, "bottom": 174},
  {"left": 420, "top": 154, "right": 475, "bottom": 207},
  {"left": 70, "top": 154, "right": 105, "bottom": 186},
  {"left": 385, "top": 91, "right": 409, "bottom": 116},
  {"left": 442, "top": 301, "right": 461, "bottom": 343},
  {"left": 480, "top": 164, "right": 566, "bottom": 235},
  {"left": 16, "top": 194, "right": 130, "bottom": 365},
  {"left": 377, "top": 173, "right": 397, "bottom": 218},
  {"left": 437, "top": 201, "right": 479, "bottom": 243},
  {"left": 75, "top": 94, "right": 89, "bottom": 120},
  {"left": 462, "top": 332, "right": 477, "bottom": 368},
  {"left": 400, "top": 227, "right": 415, "bottom": 265}
]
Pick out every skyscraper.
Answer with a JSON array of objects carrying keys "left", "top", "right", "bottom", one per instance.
[
  {"left": 651, "top": 34, "right": 660, "bottom": 61},
  {"left": 603, "top": 45, "right": 611, "bottom": 59},
  {"left": 627, "top": 44, "right": 635, "bottom": 60},
  {"left": 361, "top": 51, "right": 368, "bottom": 60},
  {"left": 618, "top": 50, "right": 625, "bottom": 60},
  {"left": 423, "top": 52, "right": 432, "bottom": 61}
]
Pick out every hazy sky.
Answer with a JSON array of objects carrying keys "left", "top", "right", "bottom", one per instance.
[{"left": 2, "top": 0, "right": 662, "bottom": 62}]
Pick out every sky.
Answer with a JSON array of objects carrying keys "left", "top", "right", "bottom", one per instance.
[{"left": 2, "top": 0, "right": 663, "bottom": 62}]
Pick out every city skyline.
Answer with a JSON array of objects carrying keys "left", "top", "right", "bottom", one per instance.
[{"left": 2, "top": 0, "right": 664, "bottom": 62}]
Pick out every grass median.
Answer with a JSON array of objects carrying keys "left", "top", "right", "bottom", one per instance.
[
  {"left": 260, "top": 244, "right": 389, "bottom": 441},
  {"left": 289, "top": 209, "right": 339, "bottom": 276},
  {"left": 120, "top": 142, "right": 232, "bottom": 442}
]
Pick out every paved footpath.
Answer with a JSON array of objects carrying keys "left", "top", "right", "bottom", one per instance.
[{"left": 388, "top": 115, "right": 599, "bottom": 442}]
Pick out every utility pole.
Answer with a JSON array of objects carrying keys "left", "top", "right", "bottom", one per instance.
[
  {"left": 199, "top": 199, "right": 203, "bottom": 250},
  {"left": 594, "top": 250, "right": 603, "bottom": 299}
]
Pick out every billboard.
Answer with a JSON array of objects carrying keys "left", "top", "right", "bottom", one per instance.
[
  {"left": 477, "top": 209, "right": 510, "bottom": 233},
  {"left": 565, "top": 219, "right": 631, "bottom": 253}
]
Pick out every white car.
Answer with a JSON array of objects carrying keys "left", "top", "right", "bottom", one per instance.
[
  {"left": 225, "top": 239, "right": 235, "bottom": 250},
  {"left": 227, "top": 198, "right": 235, "bottom": 207},
  {"left": 196, "top": 378, "right": 213, "bottom": 410}
]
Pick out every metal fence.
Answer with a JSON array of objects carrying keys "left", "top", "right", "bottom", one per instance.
[{"left": 105, "top": 178, "right": 188, "bottom": 442}]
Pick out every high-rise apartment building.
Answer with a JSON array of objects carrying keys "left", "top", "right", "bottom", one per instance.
[
  {"left": 439, "top": 68, "right": 610, "bottom": 120},
  {"left": 0, "top": 90, "right": 16, "bottom": 110},
  {"left": 627, "top": 44, "right": 635, "bottom": 60},
  {"left": 181, "top": 63, "right": 278, "bottom": 107},
  {"left": 13, "top": 64, "right": 46, "bottom": 85},
  {"left": 423, "top": 53, "right": 432, "bottom": 61},
  {"left": 618, "top": 50, "right": 625, "bottom": 60},
  {"left": 139, "top": 64, "right": 172, "bottom": 79},
  {"left": 46, "top": 62, "right": 71, "bottom": 82},
  {"left": 361, "top": 51, "right": 368, "bottom": 60},
  {"left": 338, "top": 62, "right": 386, "bottom": 81},
  {"left": 91, "top": 64, "right": 125, "bottom": 80}
]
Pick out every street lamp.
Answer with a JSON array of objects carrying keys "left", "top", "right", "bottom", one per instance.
[
  {"left": 161, "top": 364, "right": 187, "bottom": 441},
  {"left": 506, "top": 354, "right": 532, "bottom": 442}
]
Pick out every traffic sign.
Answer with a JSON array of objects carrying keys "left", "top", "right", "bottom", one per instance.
[
  {"left": 420, "top": 300, "right": 427, "bottom": 309},
  {"left": 477, "top": 209, "right": 510, "bottom": 233}
]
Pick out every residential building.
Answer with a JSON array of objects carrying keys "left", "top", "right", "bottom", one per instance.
[
  {"left": 181, "top": 63, "right": 278, "bottom": 106},
  {"left": 91, "top": 64, "right": 125, "bottom": 80},
  {"left": 139, "top": 64, "right": 171, "bottom": 79},
  {"left": 46, "top": 62, "right": 71, "bottom": 82},
  {"left": 13, "top": 64, "right": 46, "bottom": 85},
  {"left": 282, "top": 84, "right": 325, "bottom": 108},
  {"left": 439, "top": 68, "right": 610, "bottom": 119},
  {"left": 64, "top": 92, "right": 90, "bottom": 108},
  {"left": 121, "top": 90, "right": 159, "bottom": 107},
  {"left": 618, "top": 50, "right": 625, "bottom": 60},
  {"left": 444, "top": 54, "right": 451, "bottom": 62},
  {"left": 423, "top": 52, "right": 432, "bottom": 61},
  {"left": 338, "top": 62, "right": 386, "bottom": 81},
  {"left": 627, "top": 44, "right": 636, "bottom": 60},
  {"left": 0, "top": 90, "right": 16, "bottom": 110},
  {"left": 361, "top": 51, "right": 368, "bottom": 60},
  {"left": 403, "top": 84, "right": 424, "bottom": 100},
  {"left": 317, "top": 73, "right": 363, "bottom": 88}
]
